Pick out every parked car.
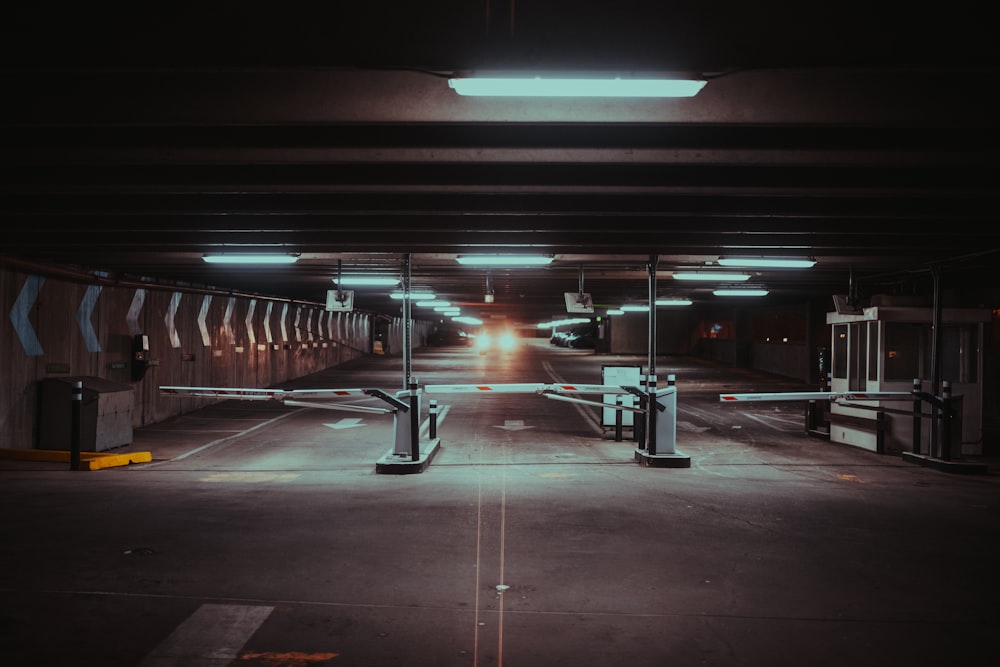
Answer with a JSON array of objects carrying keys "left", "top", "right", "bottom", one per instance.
[
  {"left": 427, "top": 327, "right": 471, "bottom": 346},
  {"left": 565, "top": 326, "right": 598, "bottom": 349},
  {"left": 551, "top": 325, "right": 598, "bottom": 349}
]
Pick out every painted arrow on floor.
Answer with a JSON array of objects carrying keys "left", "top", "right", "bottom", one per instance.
[
  {"left": 325, "top": 418, "right": 366, "bottom": 430},
  {"left": 495, "top": 419, "right": 535, "bottom": 431}
]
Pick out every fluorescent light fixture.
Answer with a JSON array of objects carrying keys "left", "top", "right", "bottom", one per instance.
[
  {"left": 713, "top": 289, "right": 770, "bottom": 297},
  {"left": 672, "top": 272, "right": 751, "bottom": 281},
  {"left": 203, "top": 253, "right": 299, "bottom": 265},
  {"left": 417, "top": 300, "right": 449, "bottom": 308},
  {"left": 456, "top": 254, "right": 553, "bottom": 266},
  {"left": 717, "top": 257, "right": 816, "bottom": 269},
  {"left": 621, "top": 300, "right": 693, "bottom": 311},
  {"left": 605, "top": 309, "right": 625, "bottom": 316},
  {"left": 334, "top": 276, "right": 400, "bottom": 286},
  {"left": 389, "top": 291, "right": 436, "bottom": 300},
  {"left": 453, "top": 316, "right": 483, "bottom": 326},
  {"left": 448, "top": 77, "right": 706, "bottom": 98},
  {"left": 536, "top": 317, "right": 591, "bottom": 328}
]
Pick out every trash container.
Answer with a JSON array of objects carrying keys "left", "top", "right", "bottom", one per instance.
[{"left": 38, "top": 377, "right": 134, "bottom": 451}]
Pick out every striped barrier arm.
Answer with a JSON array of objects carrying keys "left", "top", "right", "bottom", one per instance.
[{"left": 719, "top": 391, "right": 915, "bottom": 403}]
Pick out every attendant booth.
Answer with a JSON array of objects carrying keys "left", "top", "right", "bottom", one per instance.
[{"left": 826, "top": 297, "right": 990, "bottom": 456}]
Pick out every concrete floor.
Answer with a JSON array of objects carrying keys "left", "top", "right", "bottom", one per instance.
[{"left": 1, "top": 340, "right": 998, "bottom": 667}]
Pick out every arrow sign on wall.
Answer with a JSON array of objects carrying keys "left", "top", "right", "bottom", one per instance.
[
  {"left": 165, "top": 292, "right": 182, "bottom": 348},
  {"left": 198, "top": 295, "right": 212, "bottom": 347},
  {"left": 10, "top": 274, "right": 44, "bottom": 356},
  {"left": 245, "top": 299, "right": 257, "bottom": 346},
  {"left": 76, "top": 284, "right": 102, "bottom": 353},
  {"left": 126, "top": 289, "right": 145, "bottom": 337}
]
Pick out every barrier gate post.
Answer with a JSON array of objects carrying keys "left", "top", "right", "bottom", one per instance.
[
  {"left": 375, "top": 377, "right": 441, "bottom": 474},
  {"left": 634, "top": 376, "right": 690, "bottom": 468}
]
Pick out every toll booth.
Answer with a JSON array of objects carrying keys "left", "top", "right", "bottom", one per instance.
[{"left": 826, "top": 297, "right": 990, "bottom": 456}]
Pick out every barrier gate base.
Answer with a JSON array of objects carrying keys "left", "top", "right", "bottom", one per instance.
[
  {"left": 375, "top": 438, "right": 441, "bottom": 474},
  {"left": 635, "top": 386, "right": 691, "bottom": 468}
]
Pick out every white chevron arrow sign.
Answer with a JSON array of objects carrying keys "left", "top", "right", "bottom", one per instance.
[
  {"left": 11, "top": 275, "right": 44, "bottom": 356},
  {"left": 76, "top": 285, "right": 102, "bottom": 353}
]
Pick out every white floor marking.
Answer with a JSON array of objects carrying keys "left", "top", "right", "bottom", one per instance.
[
  {"left": 141, "top": 410, "right": 301, "bottom": 467},
  {"left": 139, "top": 603, "right": 273, "bottom": 666},
  {"left": 324, "top": 417, "right": 365, "bottom": 429}
]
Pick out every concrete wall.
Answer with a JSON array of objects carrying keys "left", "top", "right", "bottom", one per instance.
[
  {"left": 0, "top": 266, "right": 430, "bottom": 450},
  {"left": 607, "top": 309, "right": 694, "bottom": 355}
]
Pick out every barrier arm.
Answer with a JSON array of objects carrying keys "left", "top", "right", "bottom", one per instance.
[
  {"left": 719, "top": 390, "right": 916, "bottom": 403},
  {"left": 541, "top": 391, "right": 647, "bottom": 413},
  {"left": 425, "top": 382, "right": 646, "bottom": 413},
  {"left": 159, "top": 385, "right": 407, "bottom": 414}
]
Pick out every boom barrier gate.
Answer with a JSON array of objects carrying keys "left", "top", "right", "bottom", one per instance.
[
  {"left": 719, "top": 382, "right": 988, "bottom": 474},
  {"left": 424, "top": 380, "right": 691, "bottom": 468}
]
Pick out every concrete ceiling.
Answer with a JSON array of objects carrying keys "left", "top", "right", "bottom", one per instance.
[{"left": 1, "top": 2, "right": 998, "bottom": 326}]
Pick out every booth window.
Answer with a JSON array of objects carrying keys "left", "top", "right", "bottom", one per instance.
[
  {"left": 832, "top": 324, "right": 848, "bottom": 380},
  {"left": 868, "top": 322, "right": 879, "bottom": 383},
  {"left": 848, "top": 322, "right": 869, "bottom": 391},
  {"left": 941, "top": 324, "right": 978, "bottom": 383},
  {"left": 884, "top": 323, "right": 978, "bottom": 383},
  {"left": 884, "top": 323, "right": 928, "bottom": 381}
]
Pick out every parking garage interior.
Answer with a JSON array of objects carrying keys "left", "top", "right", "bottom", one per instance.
[{"left": 1, "top": 3, "right": 999, "bottom": 666}]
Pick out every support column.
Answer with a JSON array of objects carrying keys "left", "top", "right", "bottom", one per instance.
[
  {"left": 634, "top": 258, "right": 690, "bottom": 468},
  {"left": 375, "top": 254, "right": 441, "bottom": 474}
]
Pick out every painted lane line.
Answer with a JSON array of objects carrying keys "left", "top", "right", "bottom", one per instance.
[
  {"left": 138, "top": 410, "right": 302, "bottom": 467},
  {"left": 139, "top": 603, "right": 273, "bottom": 667}
]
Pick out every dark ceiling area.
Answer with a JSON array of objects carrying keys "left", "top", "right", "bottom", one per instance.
[{"left": 1, "top": 3, "right": 998, "bottom": 327}]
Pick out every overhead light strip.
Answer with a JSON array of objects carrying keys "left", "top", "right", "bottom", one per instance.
[
  {"left": 456, "top": 255, "right": 553, "bottom": 267},
  {"left": 672, "top": 272, "right": 751, "bottom": 281},
  {"left": 717, "top": 257, "right": 816, "bottom": 269},
  {"left": 203, "top": 254, "right": 299, "bottom": 265},
  {"left": 714, "top": 289, "right": 770, "bottom": 297},
  {"left": 448, "top": 77, "right": 706, "bottom": 98},
  {"left": 333, "top": 276, "right": 400, "bottom": 286}
]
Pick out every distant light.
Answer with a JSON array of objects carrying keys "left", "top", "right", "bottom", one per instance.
[
  {"left": 605, "top": 309, "right": 625, "bottom": 316},
  {"left": 203, "top": 254, "right": 299, "bottom": 265},
  {"left": 497, "top": 331, "right": 517, "bottom": 350},
  {"left": 456, "top": 255, "right": 554, "bottom": 267},
  {"left": 416, "top": 300, "right": 448, "bottom": 307},
  {"left": 672, "top": 272, "right": 751, "bottom": 281},
  {"left": 453, "top": 316, "right": 483, "bottom": 325},
  {"left": 713, "top": 289, "right": 770, "bottom": 297},
  {"left": 655, "top": 299, "right": 693, "bottom": 306},
  {"left": 448, "top": 77, "right": 707, "bottom": 98},
  {"left": 717, "top": 257, "right": 816, "bottom": 269},
  {"left": 620, "top": 304, "right": 650, "bottom": 312},
  {"left": 334, "top": 276, "right": 400, "bottom": 286}
]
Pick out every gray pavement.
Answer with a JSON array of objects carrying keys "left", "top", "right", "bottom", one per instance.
[{"left": 1, "top": 340, "right": 998, "bottom": 666}]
